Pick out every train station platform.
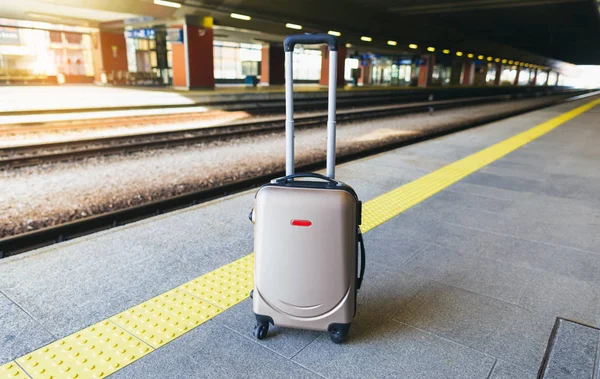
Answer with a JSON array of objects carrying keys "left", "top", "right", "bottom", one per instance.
[
  {"left": 0, "top": 84, "right": 386, "bottom": 115},
  {"left": 0, "top": 84, "right": 558, "bottom": 116},
  {"left": 1, "top": 94, "right": 600, "bottom": 378}
]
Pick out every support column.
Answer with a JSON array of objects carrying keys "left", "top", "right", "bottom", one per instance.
[
  {"left": 449, "top": 59, "right": 462, "bottom": 86},
  {"left": 531, "top": 69, "right": 538, "bottom": 85},
  {"left": 461, "top": 61, "right": 474, "bottom": 85},
  {"left": 555, "top": 73, "right": 560, "bottom": 86},
  {"left": 513, "top": 67, "right": 521, "bottom": 86},
  {"left": 260, "top": 43, "right": 284, "bottom": 85},
  {"left": 544, "top": 70, "right": 550, "bottom": 86},
  {"left": 418, "top": 54, "right": 434, "bottom": 87},
  {"left": 172, "top": 16, "right": 214, "bottom": 89},
  {"left": 494, "top": 62, "right": 502, "bottom": 86},
  {"left": 320, "top": 45, "right": 346, "bottom": 87},
  {"left": 359, "top": 59, "right": 372, "bottom": 86},
  {"left": 473, "top": 63, "right": 487, "bottom": 85},
  {"left": 92, "top": 31, "right": 128, "bottom": 84}
]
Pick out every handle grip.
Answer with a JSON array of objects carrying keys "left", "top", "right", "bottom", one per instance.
[
  {"left": 284, "top": 33, "right": 338, "bottom": 52},
  {"left": 274, "top": 173, "right": 340, "bottom": 185}
]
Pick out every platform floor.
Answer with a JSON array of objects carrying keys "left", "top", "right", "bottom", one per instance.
[
  {"left": 0, "top": 84, "right": 400, "bottom": 114},
  {"left": 1, "top": 95, "right": 600, "bottom": 378}
]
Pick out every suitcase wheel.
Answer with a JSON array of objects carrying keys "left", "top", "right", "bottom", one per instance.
[
  {"left": 253, "top": 322, "right": 269, "bottom": 340},
  {"left": 328, "top": 323, "right": 351, "bottom": 344}
]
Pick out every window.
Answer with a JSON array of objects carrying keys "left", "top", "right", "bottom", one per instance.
[
  {"left": 213, "top": 41, "right": 261, "bottom": 79},
  {"left": 344, "top": 58, "right": 359, "bottom": 81},
  {"left": 292, "top": 48, "right": 321, "bottom": 81}
]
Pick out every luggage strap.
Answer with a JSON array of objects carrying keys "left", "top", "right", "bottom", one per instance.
[{"left": 357, "top": 230, "right": 366, "bottom": 290}]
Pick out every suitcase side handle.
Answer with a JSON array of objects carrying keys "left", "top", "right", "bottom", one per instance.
[
  {"left": 284, "top": 33, "right": 338, "bottom": 179},
  {"left": 357, "top": 230, "right": 366, "bottom": 290}
]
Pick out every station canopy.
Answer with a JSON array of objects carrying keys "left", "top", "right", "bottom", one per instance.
[{"left": 1, "top": 0, "right": 599, "bottom": 67}]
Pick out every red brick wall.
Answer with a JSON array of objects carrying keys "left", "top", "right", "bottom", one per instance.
[
  {"left": 186, "top": 24, "right": 214, "bottom": 88},
  {"left": 100, "top": 31, "right": 128, "bottom": 73}
]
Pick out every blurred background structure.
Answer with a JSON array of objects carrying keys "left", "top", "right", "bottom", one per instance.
[{"left": 0, "top": 0, "right": 599, "bottom": 89}]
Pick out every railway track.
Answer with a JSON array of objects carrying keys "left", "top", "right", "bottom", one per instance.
[
  {"left": 0, "top": 89, "right": 595, "bottom": 258},
  {"left": 0, "top": 90, "right": 581, "bottom": 169}
]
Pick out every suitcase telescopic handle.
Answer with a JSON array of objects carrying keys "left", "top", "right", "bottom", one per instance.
[{"left": 283, "top": 33, "right": 338, "bottom": 179}]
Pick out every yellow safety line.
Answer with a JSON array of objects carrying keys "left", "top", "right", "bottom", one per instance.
[{"left": 1, "top": 97, "right": 598, "bottom": 379}]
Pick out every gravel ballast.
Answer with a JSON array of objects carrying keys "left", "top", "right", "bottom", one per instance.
[{"left": 0, "top": 96, "right": 566, "bottom": 237}]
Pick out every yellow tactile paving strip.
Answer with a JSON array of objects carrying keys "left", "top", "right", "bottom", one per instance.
[{"left": 2, "top": 97, "right": 598, "bottom": 379}]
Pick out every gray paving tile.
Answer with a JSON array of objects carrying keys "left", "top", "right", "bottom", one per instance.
[
  {"left": 340, "top": 176, "right": 398, "bottom": 203},
  {"left": 293, "top": 310, "right": 495, "bottom": 379},
  {"left": 462, "top": 172, "right": 558, "bottom": 196},
  {"left": 362, "top": 215, "right": 430, "bottom": 267},
  {"left": 482, "top": 235, "right": 600, "bottom": 284},
  {"left": 111, "top": 322, "right": 322, "bottom": 379},
  {"left": 337, "top": 159, "right": 427, "bottom": 182},
  {"left": 401, "top": 243, "right": 534, "bottom": 304},
  {"left": 393, "top": 281, "right": 556, "bottom": 372},
  {"left": 503, "top": 195, "right": 600, "bottom": 227},
  {"left": 489, "top": 360, "right": 537, "bottom": 379},
  {"left": 3, "top": 268, "right": 137, "bottom": 338},
  {"left": 540, "top": 319, "right": 599, "bottom": 379},
  {"left": 387, "top": 211, "right": 501, "bottom": 256},
  {"left": 418, "top": 197, "right": 548, "bottom": 241},
  {"left": 481, "top": 164, "right": 555, "bottom": 182},
  {"left": 519, "top": 272, "right": 600, "bottom": 326},
  {"left": 211, "top": 298, "right": 321, "bottom": 359},
  {"left": 0, "top": 242, "right": 96, "bottom": 293},
  {"left": 363, "top": 150, "right": 449, "bottom": 172},
  {"left": 357, "top": 261, "right": 428, "bottom": 317},
  {"left": 445, "top": 181, "right": 529, "bottom": 200},
  {"left": 0, "top": 292, "right": 54, "bottom": 365},
  {"left": 542, "top": 223, "right": 600, "bottom": 254},
  {"left": 432, "top": 190, "right": 513, "bottom": 213},
  {"left": 337, "top": 163, "right": 426, "bottom": 201},
  {"left": 110, "top": 255, "right": 213, "bottom": 305}
]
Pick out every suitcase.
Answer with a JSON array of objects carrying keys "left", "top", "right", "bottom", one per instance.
[{"left": 249, "top": 33, "right": 366, "bottom": 344}]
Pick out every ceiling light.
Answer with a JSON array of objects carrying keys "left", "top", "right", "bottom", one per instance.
[
  {"left": 285, "top": 23, "right": 302, "bottom": 30},
  {"left": 456, "top": 51, "right": 463, "bottom": 57},
  {"left": 467, "top": 53, "right": 474, "bottom": 58},
  {"left": 477, "top": 55, "right": 484, "bottom": 60},
  {"left": 508, "top": 60, "right": 514, "bottom": 64},
  {"left": 388, "top": 40, "right": 398, "bottom": 46},
  {"left": 487, "top": 56, "right": 493, "bottom": 61},
  {"left": 408, "top": 43, "right": 418, "bottom": 49},
  {"left": 427, "top": 46, "right": 435, "bottom": 52},
  {"left": 494, "top": 58, "right": 500, "bottom": 62},
  {"left": 442, "top": 49, "right": 450, "bottom": 54},
  {"left": 328, "top": 30, "right": 341, "bottom": 36},
  {"left": 501, "top": 59, "right": 507, "bottom": 63},
  {"left": 230, "top": 13, "right": 251, "bottom": 21},
  {"left": 345, "top": 43, "right": 352, "bottom": 48},
  {"left": 154, "top": 0, "right": 181, "bottom": 8},
  {"left": 361, "top": 36, "right": 372, "bottom": 42}
]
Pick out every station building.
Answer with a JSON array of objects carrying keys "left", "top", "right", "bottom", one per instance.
[{"left": 0, "top": 9, "right": 564, "bottom": 89}]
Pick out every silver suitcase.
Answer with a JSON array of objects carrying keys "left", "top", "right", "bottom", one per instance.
[{"left": 250, "top": 33, "right": 366, "bottom": 344}]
